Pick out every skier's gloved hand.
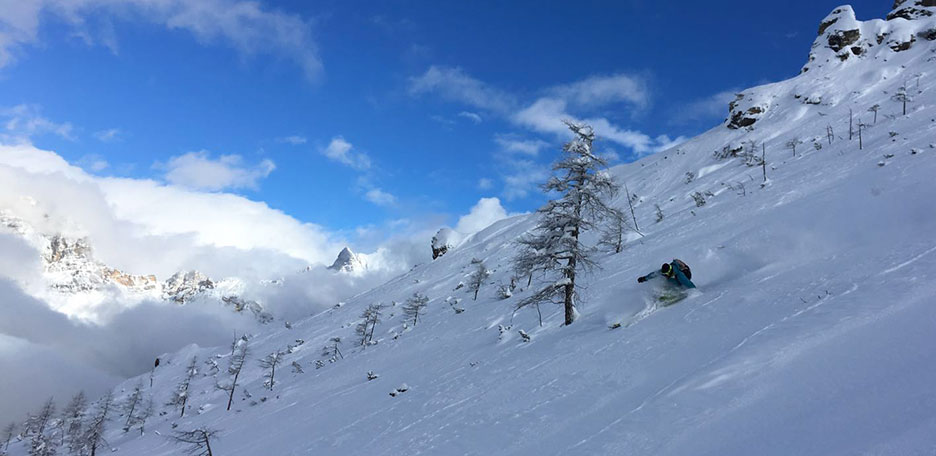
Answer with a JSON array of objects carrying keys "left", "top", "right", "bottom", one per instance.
[{"left": 637, "top": 276, "right": 647, "bottom": 283}]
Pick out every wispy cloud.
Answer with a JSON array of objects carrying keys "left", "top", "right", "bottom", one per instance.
[
  {"left": 93, "top": 128, "right": 122, "bottom": 143},
  {"left": 161, "top": 150, "right": 275, "bottom": 191},
  {"left": 477, "top": 177, "right": 493, "bottom": 190},
  {"left": 408, "top": 66, "right": 515, "bottom": 113},
  {"left": 494, "top": 134, "right": 549, "bottom": 156},
  {"left": 1, "top": 104, "right": 75, "bottom": 141},
  {"left": 409, "top": 65, "right": 674, "bottom": 158},
  {"left": 277, "top": 135, "right": 307, "bottom": 145},
  {"left": 548, "top": 73, "right": 649, "bottom": 110},
  {"left": 364, "top": 188, "right": 397, "bottom": 207},
  {"left": 321, "top": 136, "right": 372, "bottom": 171},
  {"left": 0, "top": 0, "right": 323, "bottom": 80},
  {"left": 458, "top": 111, "right": 482, "bottom": 124}
]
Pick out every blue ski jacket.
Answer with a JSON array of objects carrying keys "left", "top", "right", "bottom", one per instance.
[{"left": 643, "top": 261, "right": 696, "bottom": 289}]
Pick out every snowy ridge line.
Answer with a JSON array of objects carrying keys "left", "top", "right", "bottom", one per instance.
[{"left": 6, "top": 2, "right": 936, "bottom": 455}]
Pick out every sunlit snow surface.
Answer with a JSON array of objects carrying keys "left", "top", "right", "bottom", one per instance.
[{"left": 9, "top": 8, "right": 936, "bottom": 456}]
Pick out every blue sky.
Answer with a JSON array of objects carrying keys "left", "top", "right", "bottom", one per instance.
[{"left": 0, "top": 0, "right": 891, "bottom": 247}]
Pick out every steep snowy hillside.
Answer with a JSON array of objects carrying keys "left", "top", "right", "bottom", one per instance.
[{"left": 6, "top": 3, "right": 936, "bottom": 455}]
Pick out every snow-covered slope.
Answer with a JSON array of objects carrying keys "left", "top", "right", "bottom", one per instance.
[{"left": 7, "top": 3, "right": 936, "bottom": 455}]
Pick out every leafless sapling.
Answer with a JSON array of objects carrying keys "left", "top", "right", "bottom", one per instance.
[
  {"left": 169, "top": 357, "right": 198, "bottom": 418},
  {"left": 219, "top": 338, "right": 249, "bottom": 411},
  {"left": 514, "top": 121, "right": 617, "bottom": 326},
  {"left": 849, "top": 108, "right": 854, "bottom": 140},
  {"left": 321, "top": 337, "right": 343, "bottom": 361},
  {"left": 468, "top": 261, "right": 489, "bottom": 301},
  {"left": 26, "top": 398, "right": 56, "bottom": 456},
  {"left": 893, "top": 85, "right": 912, "bottom": 115},
  {"left": 133, "top": 396, "right": 154, "bottom": 436},
  {"left": 403, "top": 293, "right": 429, "bottom": 326},
  {"left": 355, "top": 304, "right": 383, "bottom": 347},
  {"left": 2, "top": 422, "right": 16, "bottom": 452},
  {"left": 121, "top": 382, "right": 144, "bottom": 432},
  {"left": 170, "top": 428, "right": 219, "bottom": 456},
  {"left": 785, "top": 138, "right": 802, "bottom": 157},
  {"left": 258, "top": 351, "right": 285, "bottom": 390},
  {"left": 599, "top": 208, "right": 631, "bottom": 254},
  {"left": 81, "top": 391, "right": 113, "bottom": 456},
  {"left": 761, "top": 143, "right": 767, "bottom": 183},
  {"left": 623, "top": 181, "right": 639, "bottom": 232},
  {"left": 868, "top": 104, "right": 880, "bottom": 124},
  {"left": 59, "top": 391, "right": 87, "bottom": 449}
]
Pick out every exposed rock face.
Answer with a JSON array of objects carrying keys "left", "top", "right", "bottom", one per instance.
[
  {"left": 801, "top": 3, "right": 936, "bottom": 74},
  {"left": 888, "top": 0, "right": 936, "bottom": 20},
  {"left": 726, "top": 93, "right": 769, "bottom": 130},
  {"left": 162, "top": 271, "right": 215, "bottom": 303},
  {"left": 328, "top": 247, "right": 367, "bottom": 273},
  {"left": 431, "top": 228, "right": 459, "bottom": 260}
]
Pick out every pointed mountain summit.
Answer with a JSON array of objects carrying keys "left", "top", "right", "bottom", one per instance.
[{"left": 328, "top": 247, "right": 367, "bottom": 273}]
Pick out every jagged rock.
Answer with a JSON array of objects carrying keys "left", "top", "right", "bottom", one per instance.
[
  {"left": 888, "top": 0, "right": 936, "bottom": 21},
  {"left": 163, "top": 271, "right": 215, "bottom": 303},
  {"left": 222, "top": 296, "right": 273, "bottom": 323},
  {"left": 431, "top": 228, "right": 460, "bottom": 260}
]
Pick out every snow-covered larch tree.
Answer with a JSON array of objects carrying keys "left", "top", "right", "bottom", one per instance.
[
  {"left": 168, "top": 357, "right": 198, "bottom": 418},
  {"left": 258, "top": 351, "right": 285, "bottom": 391},
  {"left": 467, "top": 261, "right": 489, "bottom": 300},
  {"left": 121, "top": 382, "right": 144, "bottom": 432},
  {"left": 515, "top": 121, "right": 617, "bottom": 326},
  {"left": 402, "top": 293, "right": 429, "bottom": 326},
  {"left": 219, "top": 338, "right": 249, "bottom": 411},
  {"left": 170, "top": 428, "right": 219, "bottom": 456},
  {"left": 80, "top": 391, "right": 113, "bottom": 456},
  {"left": 60, "top": 391, "right": 86, "bottom": 450}
]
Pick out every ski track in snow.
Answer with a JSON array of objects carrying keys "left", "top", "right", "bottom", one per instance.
[{"left": 879, "top": 245, "right": 936, "bottom": 275}]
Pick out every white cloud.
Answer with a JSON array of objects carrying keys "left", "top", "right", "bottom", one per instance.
[
  {"left": 93, "top": 128, "right": 122, "bottom": 143},
  {"left": 0, "top": 0, "right": 322, "bottom": 80},
  {"left": 1, "top": 104, "right": 75, "bottom": 141},
  {"left": 0, "top": 142, "right": 342, "bottom": 273},
  {"left": 512, "top": 97, "right": 672, "bottom": 156},
  {"left": 410, "top": 67, "right": 680, "bottom": 158},
  {"left": 365, "top": 188, "right": 397, "bottom": 206},
  {"left": 277, "top": 135, "right": 307, "bottom": 145},
  {"left": 458, "top": 111, "right": 482, "bottom": 124},
  {"left": 549, "top": 73, "right": 649, "bottom": 109},
  {"left": 162, "top": 150, "right": 275, "bottom": 191},
  {"left": 321, "top": 136, "right": 371, "bottom": 171},
  {"left": 408, "top": 66, "right": 515, "bottom": 113},
  {"left": 495, "top": 134, "right": 550, "bottom": 156},
  {"left": 670, "top": 89, "right": 738, "bottom": 125},
  {"left": 454, "top": 197, "right": 514, "bottom": 234},
  {"left": 477, "top": 178, "right": 493, "bottom": 190}
]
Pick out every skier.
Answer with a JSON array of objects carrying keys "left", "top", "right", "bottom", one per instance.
[{"left": 637, "top": 259, "right": 696, "bottom": 289}]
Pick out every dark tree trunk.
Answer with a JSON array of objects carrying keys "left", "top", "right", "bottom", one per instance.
[{"left": 226, "top": 370, "right": 240, "bottom": 411}]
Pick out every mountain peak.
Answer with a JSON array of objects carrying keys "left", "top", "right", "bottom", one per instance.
[{"left": 328, "top": 246, "right": 367, "bottom": 273}]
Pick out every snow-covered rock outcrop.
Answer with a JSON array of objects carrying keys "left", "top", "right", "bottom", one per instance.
[
  {"left": 431, "top": 227, "right": 461, "bottom": 259},
  {"left": 327, "top": 247, "right": 368, "bottom": 273}
]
